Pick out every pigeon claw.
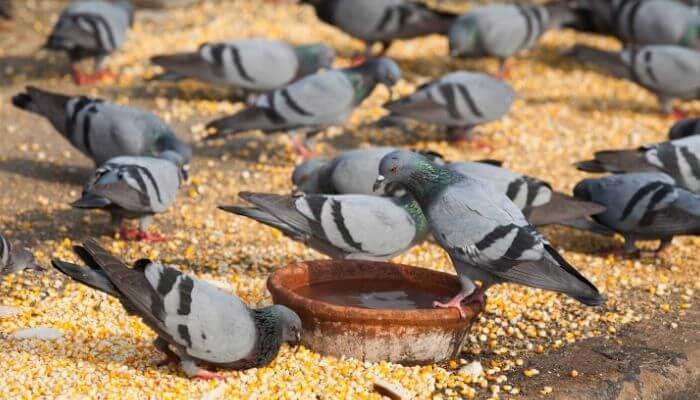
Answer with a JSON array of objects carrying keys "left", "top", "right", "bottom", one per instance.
[
  {"left": 672, "top": 109, "right": 689, "bottom": 121},
  {"left": 72, "top": 66, "right": 118, "bottom": 85},
  {"left": 292, "top": 135, "right": 316, "bottom": 160},
  {"left": 193, "top": 369, "right": 226, "bottom": 381},
  {"left": 118, "top": 228, "right": 166, "bottom": 243},
  {"left": 433, "top": 299, "right": 467, "bottom": 319}
]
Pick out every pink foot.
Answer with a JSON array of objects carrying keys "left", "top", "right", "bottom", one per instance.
[
  {"left": 193, "top": 370, "right": 226, "bottom": 381},
  {"left": 433, "top": 293, "right": 469, "bottom": 319},
  {"left": 292, "top": 135, "right": 316, "bottom": 160},
  {"left": 72, "top": 66, "right": 118, "bottom": 85},
  {"left": 672, "top": 110, "right": 689, "bottom": 121},
  {"left": 349, "top": 56, "right": 366, "bottom": 66},
  {"left": 448, "top": 135, "right": 494, "bottom": 151},
  {"left": 118, "top": 228, "right": 166, "bottom": 243}
]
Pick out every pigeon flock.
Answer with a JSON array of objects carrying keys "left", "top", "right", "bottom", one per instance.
[{"left": 2, "top": 0, "right": 700, "bottom": 389}]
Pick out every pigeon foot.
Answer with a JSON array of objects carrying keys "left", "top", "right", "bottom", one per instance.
[
  {"left": 433, "top": 292, "right": 470, "bottom": 319},
  {"left": 193, "top": 369, "right": 226, "bottom": 381},
  {"left": 118, "top": 228, "right": 166, "bottom": 243},
  {"left": 292, "top": 135, "right": 316, "bottom": 160},
  {"left": 72, "top": 66, "right": 118, "bottom": 85}
]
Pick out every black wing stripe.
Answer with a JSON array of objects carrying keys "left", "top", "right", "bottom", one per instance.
[
  {"left": 456, "top": 84, "right": 484, "bottom": 118},
  {"left": 476, "top": 224, "right": 516, "bottom": 251},
  {"left": 620, "top": 181, "right": 664, "bottom": 221},
  {"left": 281, "top": 89, "right": 313, "bottom": 117},
  {"left": 439, "top": 84, "right": 461, "bottom": 119},
  {"left": 231, "top": 46, "right": 255, "bottom": 83},
  {"left": 330, "top": 200, "right": 364, "bottom": 252},
  {"left": 178, "top": 324, "right": 192, "bottom": 347},
  {"left": 177, "top": 276, "right": 194, "bottom": 316},
  {"left": 375, "top": 7, "right": 394, "bottom": 33},
  {"left": 505, "top": 180, "right": 524, "bottom": 203}
]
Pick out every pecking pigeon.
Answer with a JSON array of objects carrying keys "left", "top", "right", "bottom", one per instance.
[
  {"left": 378, "top": 71, "right": 515, "bottom": 143},
  {"left": 52, "top": 238, "right": 301, "bottom": 380},
  {"left": 573, "top": 172, "right": 700, "bottom": 255},
  {"left": 299, "top": 0, "right": 457, "bottom": 57},
  {"left": 576, "top": 135, "right": 700, "bottom": 194},
  {"left": 669, "top": 117, "right": 700, "bottom": 140},
  {"left": 374, "top": 150, "right": 604, "bottom": 317},
  {"left": 71, "top": 152, "right": 185, "bottom": 242},
  {"left": 449, "top": 1, "right": 578, "bottom": 76},
  {"left": 446, "top": 160, "right": 611, "bottom": 234},
  {"left": 12, "top": 86, "right": 192, "bottom": 166},
  {"left": 0, "top": 234, "right": 41, "bottom": 276},
  {"left": 219, "top": 191, "right": 429, "bottom": 261},
  {"left": 569, "top": 0, "right": 700, "bottom": 48},
  {"left": 564, "top": 44, "right": 700, "bottom": 114},
  {"left": 150, "top": 40, "right": 336, "bottom": 96},
  {"left": 205, "top": 57, "right": 401, "bottom": 157},
  {"left": 44, "top": 0, "right": 134, "bottom": 85},
  {"left": 291, "top": 147, "right": 444, "bottom": 195}
]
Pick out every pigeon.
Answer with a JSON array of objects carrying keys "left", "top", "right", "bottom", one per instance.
[
  {"left": 205, "top": 58, "right": 401, "bottom": 157},
  {"left": 219, "top": 191, "right": 429, "bottom": 261},
  {"left": 150, "top": 40, "right": 336, "bottom": 96},
  {"left": 52, "top": 238, "right": 301, "bottom": 380},
  {"left": 564, "top": 44, "right": 700, "bottom": 114},
  {"left": 374, "top": 150, "right": 604, "bottom": 316},
  {"left": 569, "top": 0, "right": 700, "bottom": 48},
  {"left": 378, "top": 71, "right": 515, "bottom": 143},
  {"left": 299, "top": 0, "right": 457, "bottom": 57},
  {"left": 573, "top": 172, "right": 700, "bottom": 254},
  {"left": 669, "top": 118, "right": 700, "bottom": 140},
  {"left": 291, "top": 147, "right": 444, "bottom": 195},
  {"left": 449, "top": 1, "right": 578, "bottom": 76},
  {"left": 576, "top": 135, "right": 700, "bottom": 194},
  {"left": 12, "top": 86, "right": 192, "bottom": 166},
  {"left": 71, "top": 152, "right": 185, "bottom": 242},
  {"left": 44, "top": 0, "right": 134, "bottom": 85},
  {"left": 0, "top": 234, "right": 41, "bottom": 276},
  {"left": 446, "top": 160, "right": 611, "bottom": 234}
]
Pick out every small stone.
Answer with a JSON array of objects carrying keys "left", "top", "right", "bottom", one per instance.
[
  {"left": 11, "top": 327, "right": 64, "bottom": 340},
  {"left": 459, "top": 361, "right": 484, "bottom": 380},
  {"left": 0, "top": 306, "right": 21, "bottom": 317}
]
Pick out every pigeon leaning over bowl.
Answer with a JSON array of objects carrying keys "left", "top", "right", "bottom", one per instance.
[
  {"left": 573, "top": 172, "right": 700, "bottom": 255},
  {"left": 564, "top": 44, "right": 700, "bottom": 114},
  {"left": 52, "top": 238, "right": 301, "bottom": 380},
  {"left": 0, "top": 234, "right": 41, "bottom": 276},
  {"left": 150, "top": 40, "right": 335, "bottom": 97},
  {"left": 220, "top": 191, "right": 429, "bottom": 261},
  {"left": 374, "top": 150, "right": 604, "bottom": 317},
  {"left": 71, "top": 152, "right": 185, "bottom": 242},
  {"left": 569, "top": 0, "right": 700, "bottom": 48},
  {"left": 668, "top": 118, "right": 700, "bottom": 140},
  {"left": 291, "top": 147, "right": 444, "bottom": 195},
  {"left": 449, "top": 1, "right": 579, "bottom": 76},
  {"left": 299, "top": 0, "right": 457, "bottom": 58},
  {"left": 12, "top": 86, "right": 191, "bottom": 166},
  {"left": 44, "top": 0, "right": 133, "bottom": 85},
  {"left": 576, "top": 135, "right": 700, "bottom": 194},
  {"left": 205, "top": 58, "right": 401, "bottom": 158},
  {"left": 446, "top": 160, "right": 612, "bottom": 235},
  {"left": 377, "top": 71, "right": 515, "bottom": 144}
]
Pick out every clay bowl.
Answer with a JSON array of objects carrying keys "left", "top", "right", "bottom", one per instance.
[{"left": 267, "top": 260, "right": 483, "bottom": 365}]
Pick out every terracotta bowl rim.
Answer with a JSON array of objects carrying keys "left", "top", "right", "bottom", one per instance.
[{"left": 267, "top": 259, "right": 481, "bottom": 326}]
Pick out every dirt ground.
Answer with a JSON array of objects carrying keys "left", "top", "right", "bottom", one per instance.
[{"left": 0, "top": 1, "right": 698, "bottom": 399}]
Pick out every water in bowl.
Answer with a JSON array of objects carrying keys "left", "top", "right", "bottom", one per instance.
[{"left": 294, "top": 279, "right": 442, "bottom": 310}]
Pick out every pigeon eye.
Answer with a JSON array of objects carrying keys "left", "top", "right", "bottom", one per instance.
[{"left": 390, "top": 165, "right": 398, "bottom": 174}]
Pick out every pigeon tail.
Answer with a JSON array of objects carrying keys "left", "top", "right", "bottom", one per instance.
[
  {"left": 543, "top": 244, "right": 605, "bottom": 306},
  {"left": 52, "top": 259, "right": 120, "bottom": 297},
  {"left": 525, "top": 192, "right": 607, "bottom": 226},
  {"left": 564, "top": 45, "right": 631, "bottom": 80},
  {"left": 205, "top": 107, "right": 284, "bottom": 139},
  {"left": 576, "top": 149, "right": 656, "bottom": 173},
  {"left": 71, "top": 193, "right": 111, "bottom": 209},
  {"left": 12, "top": 86, "right": 72, "bottom": 121},
  {"left": 11, "top": 93, "right": 39, "bottom": 114},
  {"left": 218, "top": 205, "right": 300, "bottom": 238}
]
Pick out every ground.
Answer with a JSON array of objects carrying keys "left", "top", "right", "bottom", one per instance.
[{"left": 0, "top": 1, "right": 698, "bottom": 399}]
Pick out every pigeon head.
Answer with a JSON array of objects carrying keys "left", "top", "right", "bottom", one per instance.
[
  {"left": 369, "top": 57, "right": 402, "bottom": 89},
  {"left": 292, "top": 157, "right": 328, "bottom": 194},
  {"left": 294, "top": 43, "right": 336, "bottom": 76},
  {"left": 158, "top": 150, "right": 190, "bottom": 182},
  {"left": 155, "top": 131, "right": 192, "bottom": 165},
  {"left": 572, "top": 179, "right": 594, "bottom": 202},
  {"left": 449, "top": 17, "right": 480, "bottom": 57},
  {"left": 680, "top": 23, "right": 700, "bottom": 50},
  {"left": 375, "top": 150, "right": 451, "bottom": 200},
  {"left": 2, "top": 247, "right": 41, "bottom": 275},
  {"left": 271, "top": 305, "right": 302, "bottom": 346}
]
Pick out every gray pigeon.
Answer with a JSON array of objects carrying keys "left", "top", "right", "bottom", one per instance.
[
  {"left": 291, "top": 147, "right": 444, "bottom": 195},
  {"left": 570, "top": 0, "right": 700, "bottom": 48},
  {"left": 71, "top": 153, "right": 184, "bottom": 242},
  {"left": 378, "top": 71, "right": 515, "bottom": 142},
  {"left": 565, "top": 44, "right": 700, "bottom": 114},
  {"left": 44, "top": 0, "right": 133, "bottom": 84},
  {"left": 573, "top": 172, "right": 700, "bottom": 254},
  {"left": 449, "top": 2, "right": 578, "bottom": 75},
  {"left": 576, "top": 135, "right": 700, "bottom": 194},
  {"left": 205, "top": 58, "right": 401, "bottom": 157},
  {"left": 220, "top": 191, "right": 428, "bottom": 261},
  {"left": 12, "top": 86, "right": 192, "bottom": 166},
  {"left": 150, "top": 40, "right": 336, "bottom": 96},
  {"left": 299, "top": 0, "right": 457, "bottom": 57},
  {"left": 0, "top": 234, "right": 41, "bottom": 276},
  {"left": 669, "top": 117, "right": 700, "bottom": 140},
  {"left": 446, "top": 160, "right": 611, "bottom": 234},
  {"left": 52, "top": 239, "right": 301, "bottom": 380},
  {"left": 374, "top": 150, "right": 604, "bottom": 316}
]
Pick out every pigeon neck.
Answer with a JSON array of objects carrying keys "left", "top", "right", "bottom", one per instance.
[
  {"left": 399, "top": 196, "right": 430, "bottom": 241},
  {"left": 403, "top": 165, "right": 461, "bottom": 205},
  {"left": 250, "top": 307, "right": 285, "bottom": 367},
  {"left": 345, "top": 70, "right": 377, "bottom": 106}
]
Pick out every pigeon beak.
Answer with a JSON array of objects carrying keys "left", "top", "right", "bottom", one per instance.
[
  {"left": 291, "top": 186, "right": 303, "bottom": 197},
  {"left": 373, "top": 175, "right": 386, "bottom": 192},
  {"left": 293, "top": 331, "right": 301, "bottom": 353}
]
